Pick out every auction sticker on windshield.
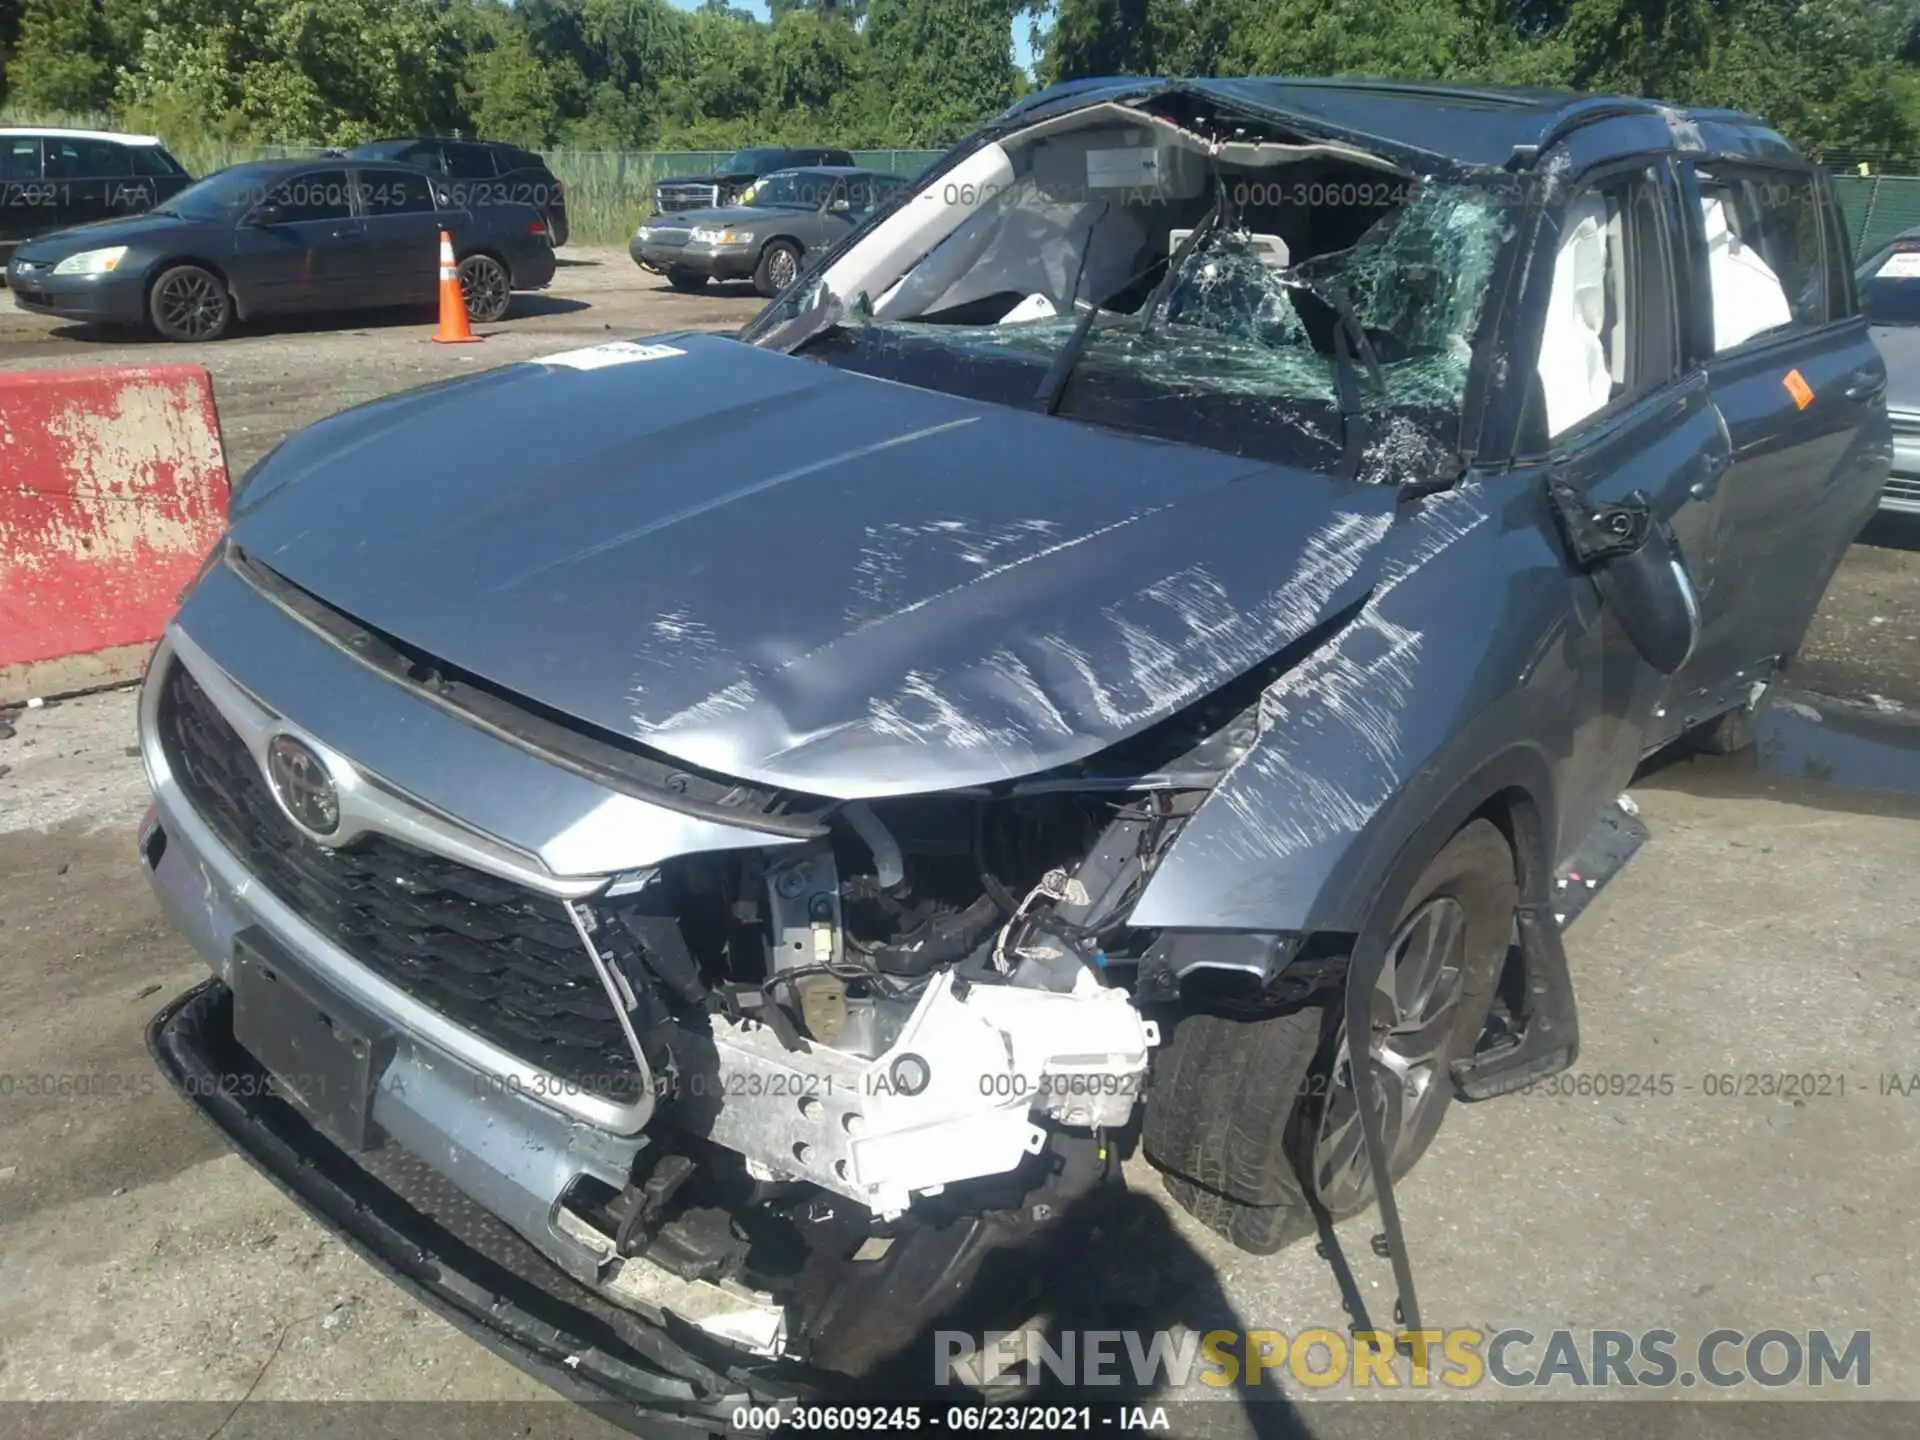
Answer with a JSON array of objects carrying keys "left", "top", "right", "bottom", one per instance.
[{"left": 535, "top": 341, "right": 687, "bottom": 371}]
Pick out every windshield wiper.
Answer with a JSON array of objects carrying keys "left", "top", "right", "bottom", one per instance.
[
  {"left": 1032, "top": 186, "right": 1228, "bottom": 418},
  {"left": 1314, "top": 279, "right": 1388, "bottom": 479}
]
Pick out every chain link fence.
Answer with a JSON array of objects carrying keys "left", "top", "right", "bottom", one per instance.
[{"left": 1832, "top": 175, "right": 1920, "bottom": 258}]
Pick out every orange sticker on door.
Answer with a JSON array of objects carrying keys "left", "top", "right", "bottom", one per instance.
[{"left": 1783, "top": 369, "right": 1815, "bottom": 409}]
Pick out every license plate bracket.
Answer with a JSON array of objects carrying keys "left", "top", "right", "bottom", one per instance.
[{"left": 230, "top": 932, "right": 394, "bottom": 1152}]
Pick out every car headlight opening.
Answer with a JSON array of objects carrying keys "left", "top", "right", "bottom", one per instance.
[{"left": 53, "top": 246, "right": 129, "bottom": 276}]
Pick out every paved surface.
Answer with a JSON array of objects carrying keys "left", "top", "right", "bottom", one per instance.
[
  {"left": 2, "top": 694, "right": 1916, "bottom": 1428},
  {"left": 1, "top": 251, "right": 1916, "bottom": 1430}
]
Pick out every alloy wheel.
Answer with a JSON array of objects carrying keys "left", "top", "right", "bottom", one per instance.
[
  {"left": 1308, "top": 896, "right": 1470, "bottom": 1212},
  {"left": 157, "top": 272, "right": 226, "bottom": 340}
]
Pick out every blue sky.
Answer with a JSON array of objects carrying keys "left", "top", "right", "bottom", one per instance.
[{"left": 664, "top": 0, "right": 1039, "bottom": 74}]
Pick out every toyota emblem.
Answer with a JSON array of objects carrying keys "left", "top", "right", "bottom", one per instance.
[{"left": 266, "top": 735, "right": 340, "bottom": 837}]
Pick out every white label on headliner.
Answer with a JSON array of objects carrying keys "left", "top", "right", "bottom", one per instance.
[
  {"left": 1086, "top": 146, "right": 1159, "bottom": 189},
  {"left": 537, "top": 341, "right": 686, "bottom": 370}
]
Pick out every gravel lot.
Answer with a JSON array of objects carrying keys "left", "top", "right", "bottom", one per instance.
[{"left": 1, "top": 249, "right": 1917, "bottom": 1434}]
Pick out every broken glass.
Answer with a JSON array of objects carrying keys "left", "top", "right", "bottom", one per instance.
[{"left": 848, "top": 183, "right": 1509, "bottom": 419}]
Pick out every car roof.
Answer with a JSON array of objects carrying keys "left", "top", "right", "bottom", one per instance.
[
  {"left": 349, "top": 137, "right": 531, "bottom": 153},
  {"left": 0, "top": 127, "right": 163, "bottom": 146},
  {"left": 1005, "top": 75, "right": 1785, "bottom": 170}
]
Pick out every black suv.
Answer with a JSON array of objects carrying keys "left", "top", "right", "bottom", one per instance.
[
  {"left": 341, "top": 139, "right": 569, "bottom": 246},
  {"left": 0, "top": 128, "right": 194, "bottom": 260},
  {"left": 651, "top": 145, "right": 856, "bottom": 214}
]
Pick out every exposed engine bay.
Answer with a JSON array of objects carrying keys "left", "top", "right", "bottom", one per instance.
[{"left": 550, "top": 790, "right": 1200, "bottom": 1374}]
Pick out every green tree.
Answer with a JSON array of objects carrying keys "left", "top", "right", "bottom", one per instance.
[
  {"left": 865, "top": 0, "right": 1016, "bottom": 145},
  {"left": 7, "top": 0, "right": 119, "bottom": 113}
]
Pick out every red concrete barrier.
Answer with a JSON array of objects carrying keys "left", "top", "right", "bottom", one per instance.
[{"left": 0, "top": 365, "right": 229, "bottom": 704}]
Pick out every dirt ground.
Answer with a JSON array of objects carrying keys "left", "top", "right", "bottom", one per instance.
[{"left": 2, "top": 248, "right": 1918, "bottom": 1433}]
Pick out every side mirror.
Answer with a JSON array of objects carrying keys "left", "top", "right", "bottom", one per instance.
[
  {"left": 828, "top": 197, "right": 852, "bottom": 214},
  {"left": 245, "top": 203, "right": 285, "bottom": 227},
  {"left": 1547, "top": 477, "right": 1700, "bottom": 675}
]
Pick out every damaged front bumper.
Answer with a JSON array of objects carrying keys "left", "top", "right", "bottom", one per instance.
[{"left": 146, "top": 981, "right": 800, "bottom": 1436}]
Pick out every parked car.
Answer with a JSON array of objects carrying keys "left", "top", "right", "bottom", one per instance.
[
  {"left": 8, "top": 158, "right": 555, "bottom": 341},
  {"left": 0, "top": 127, "right": 194, "bottom": 262},
  {"left": 632, "top": 166, "right": 908, "bottom": 295},
  {"left": 140, "top": 77, "right": 1884, "bottom": 1423},
  {"left": 651, "top": 145, "right": 856, "bottom": 215},
  {"left": 341, "top": 138, "right": 569, "bottom": 247},
  {"left": 1857, "top": 229, "right": 1920, "bottom": 515}
]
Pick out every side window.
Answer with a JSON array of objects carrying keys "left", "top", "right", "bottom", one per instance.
[
  {"left": 0, "top": 137, "right": 42, "bottom": 182},
  {"left": 400, "top": 143, "right": 447, "bottom": 175},
  {"left": 128, "top": 144, "right": 186, "bottom": 179},
  {"left": 361, "top": 169, "right": 435, "bottom": 215},
  {"left": 269, "top": 169, "right": 353, "bottom": 222},
  {"left": 1691, "top": 164, "right": 1826, "bottom": 351},
  {"left": 447, "top": 144, "right": 497, "bottom": 180},
  {"left": 1534, "top": 168, "right": 1679, "bottom": 442},
  {"left": 44, "top": 138, "right": 133, "bottom": 179}
]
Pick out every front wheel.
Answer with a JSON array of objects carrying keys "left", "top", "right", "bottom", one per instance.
[
  {"left": 1144, "top": 817, "right": 1518, "bottom": 1254},
  {"left": 753, "top": 240, "right": 801, "bottom": 298},
  {"left": 458, "top": 254, "right": 512, "bottom": 323},
  {"left": 148, "top": 265, "right": 232, "bottom": 342}
]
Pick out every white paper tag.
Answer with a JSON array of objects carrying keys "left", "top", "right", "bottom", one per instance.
[
  {"left": 1876, "top": 251, "right": 1920, "bottom": 279},
  {"left": 1086, "top": 146, "right": 1159, "bottom": 190},
  {"left": 536, "top": 341, "right": 686, "bottom": 371}
]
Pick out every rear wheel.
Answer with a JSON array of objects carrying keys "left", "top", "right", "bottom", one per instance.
[
  {"left": 753, "top": 240, "right": 801, "bottom": 298},
  {"left": 148, "top": 265, "right": 232, "bottom": 342},
  {"left": 458, "top": 254, "right": 512, "bottom": 323},
  {"left": 666, "top": 267, "right": 708, "bottom": 293},
  {"left": 1145, "top": 818, "right": 1518, "bottom": 1253}
]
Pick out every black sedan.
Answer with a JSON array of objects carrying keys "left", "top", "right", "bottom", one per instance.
[{"left": 7, "top": 159, "right": 556, "bottom": 340}]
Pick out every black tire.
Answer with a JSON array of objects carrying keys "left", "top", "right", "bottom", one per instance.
[
  {"left": 458, "top": 253, "right": 512, "bottom": 323},
  {"left": 752, "top": 240, "right": 802, "bottom": 298},
  {"left": 666, "top": 267, "right": 708, "bottom": 292},
  {"left": 1145, "top": 818, "right": 1517, "bottom": 1254},
  {"left": 148, "top": 264, "right": 232, "bottom": 342}
]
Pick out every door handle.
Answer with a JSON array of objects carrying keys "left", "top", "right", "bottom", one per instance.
[
  {"left": 1689, "top": 449, "right": 1731, "bottom": 500},
  {"left": 1845, "top": 371, "right": 1887, "bottom": 404}
]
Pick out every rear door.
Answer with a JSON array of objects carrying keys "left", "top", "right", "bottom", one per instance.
[
  {"left": 1515, "top": 158, "right": 1734, "bottom": 851},
  {"left": 352, "top": 166, "right": 443, "bottom": 306},
  {"left": 1670, "top": 159, "right": 1887, "bottom": 712},
  {"left": 39, "top": 135, "right": 112, "bottom": 229}
]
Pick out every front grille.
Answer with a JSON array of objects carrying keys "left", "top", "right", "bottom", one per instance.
[
  {"left": 654, "top": 183, "right": 719, "bottom": 213},
  {"left": 1886, "top": 474, "right": 1920, "bottom": 507},
  {"left": 156, "top": 660, "right": 641, "bottom": 1099}
]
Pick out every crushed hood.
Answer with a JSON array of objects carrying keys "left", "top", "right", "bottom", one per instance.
[{"left": 229, "top": 333, "right": 1400, "bottom": 798}]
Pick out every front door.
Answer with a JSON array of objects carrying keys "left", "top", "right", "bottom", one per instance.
[{"left": 231, "top": 168, "right": 361, "bottom": 316}]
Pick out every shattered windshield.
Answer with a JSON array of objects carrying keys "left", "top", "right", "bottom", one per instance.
[
  {"left": 770, "top": 165, "right": 1511, "bottom": 478},
  {"left": 862, "top": 182, "right": 1499, "bottom": 411}
]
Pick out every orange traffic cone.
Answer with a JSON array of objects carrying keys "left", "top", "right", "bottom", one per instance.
[{"left": 432, "top": 230, "right": 482, "bottom": 344}]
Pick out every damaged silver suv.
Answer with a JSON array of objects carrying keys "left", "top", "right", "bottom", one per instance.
[{"left": 142, "top": 77, "right": 1887, "bottom": 1428}]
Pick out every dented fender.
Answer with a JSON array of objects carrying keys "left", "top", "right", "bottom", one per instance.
[{"left": 1131, "top": 475, "right": 1636, "bottom": 936}]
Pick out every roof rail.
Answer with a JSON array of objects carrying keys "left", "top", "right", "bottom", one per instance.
[{"left": 1506, "top": 96, "right": 1670, "bottom": 169}]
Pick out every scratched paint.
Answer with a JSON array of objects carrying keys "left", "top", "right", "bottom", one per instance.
[{"left": 0, "top": 366, "right": 229, "bottom": 669}]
